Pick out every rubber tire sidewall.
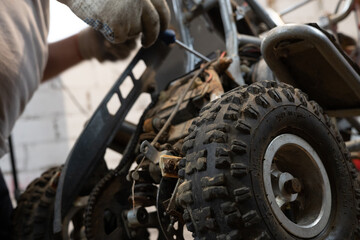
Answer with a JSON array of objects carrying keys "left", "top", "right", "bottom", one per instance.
[{"left": 250, "top": 104, "right": 357, "bottom": 239}]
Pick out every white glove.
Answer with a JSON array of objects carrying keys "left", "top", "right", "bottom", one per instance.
[
  {"left": 78, "top": 28, "right": 137, "bottom": 62},
  {"left": 58, "top": 0, "right": 171, "bottom": 47}
]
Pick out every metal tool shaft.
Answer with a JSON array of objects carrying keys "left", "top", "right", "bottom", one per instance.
[{"left": 175, "top": 40, "right": 211, "bottom": 62}]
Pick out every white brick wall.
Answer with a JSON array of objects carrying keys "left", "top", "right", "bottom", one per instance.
[{"left": 0, "top": 59, "right": 141, "bottom": 196}]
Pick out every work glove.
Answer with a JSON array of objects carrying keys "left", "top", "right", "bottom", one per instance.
[
  {"left": 58, "top": 0, "right": 171, "bottom": 48},
  {"left": 78, "top": 28, "right": 137, "bottom": 62}
]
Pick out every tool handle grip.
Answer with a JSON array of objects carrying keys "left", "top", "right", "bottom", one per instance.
[{"left": 159, "top": 29, "right": 176, "bottom": 45}]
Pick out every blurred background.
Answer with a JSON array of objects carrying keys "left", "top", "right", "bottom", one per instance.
[{"left": 0, "top": 0, "right": 357, "bottom": 202}]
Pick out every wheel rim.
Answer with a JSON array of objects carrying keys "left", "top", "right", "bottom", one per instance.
[{"left": 263, "top": 134, "right": 331, "bottom": 238}]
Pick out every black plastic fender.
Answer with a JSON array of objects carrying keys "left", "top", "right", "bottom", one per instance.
[{"left": 53, "top": 41, "right": 172, "bottom": 233}]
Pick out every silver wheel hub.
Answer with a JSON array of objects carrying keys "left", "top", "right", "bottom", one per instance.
[{"left": 263, "top": 134, "right": 331, "bottom": 238}]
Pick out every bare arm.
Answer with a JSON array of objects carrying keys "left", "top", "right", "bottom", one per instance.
[{"left": 41, "top": 34, "right": 83, "bottom": 83}]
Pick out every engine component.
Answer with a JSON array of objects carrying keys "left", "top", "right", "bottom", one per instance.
[
  {"left": 144, "top": 58, "right": 229, "bottom": 129},
  {"left": 131, "top": 183, "right": 158, "bottom": 207}
]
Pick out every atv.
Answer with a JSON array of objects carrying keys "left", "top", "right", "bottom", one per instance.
[{"left": 12, "top": 0, "right": 360, "bottom": 239}]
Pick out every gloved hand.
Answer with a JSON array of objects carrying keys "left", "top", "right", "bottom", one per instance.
[
  {"left": 78, "top": 28, "right": 137, "bottom": 62},
  {"left": 58, "top": 0, "right": 171, "bottom": 47}
]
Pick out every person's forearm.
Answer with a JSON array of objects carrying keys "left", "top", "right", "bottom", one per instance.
[{"left": 41, "top": 34, "right": 83, "bottom": 83}]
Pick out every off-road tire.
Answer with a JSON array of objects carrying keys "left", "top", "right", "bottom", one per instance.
[
  {"left": 178, "top": 81, "right": 360, "bottom": 239},
  {"left": 12, "top": 167, "right": 62, "bottom": 240},
  {"left": 12, "top": 160, "right": 108, "bottom": 240}
]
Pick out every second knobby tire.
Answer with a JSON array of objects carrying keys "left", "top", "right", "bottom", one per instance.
[
  {"left": 12, "top": 167, "right": 63, "bottom": 240},
  {"left": 177, "top": 81, "right": 360, "bottom": 239},
  {"left": 12, "top": 160, "right": 108, "bottom": 240}
]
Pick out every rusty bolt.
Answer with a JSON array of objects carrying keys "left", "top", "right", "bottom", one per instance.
[
  {"left": 163, "top": 157, "right": 177, "bottom": 172},
  {"left": 160, "top": 155, "right": 181, "bottom": 178}
]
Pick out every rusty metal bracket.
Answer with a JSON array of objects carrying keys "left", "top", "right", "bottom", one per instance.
[{"left": 159, "top": 155, "right": 181, "bottom": 178}]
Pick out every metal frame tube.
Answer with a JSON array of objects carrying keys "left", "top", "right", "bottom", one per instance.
[
  {"left": 219, "top": 0, "right": 245, "bottom": 85},
  {"left": 172, "top": 0, "right": 196, "bottom": 71},
  {"left": 319, "top": 0, "right": 355, "bottom": 28},
  {"left": 183, "top": 0, "right": 218, "bottom": 22},
  {"left": 245, "top": 0, "right": 277, "bottom": 29},
  {"left": 238, "top": 35, "right": 262, "bottom": 47}
]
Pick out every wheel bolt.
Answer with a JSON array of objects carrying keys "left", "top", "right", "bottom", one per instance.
[{"left": 284, "top": 178, "right": 302, "bottom": 194}]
